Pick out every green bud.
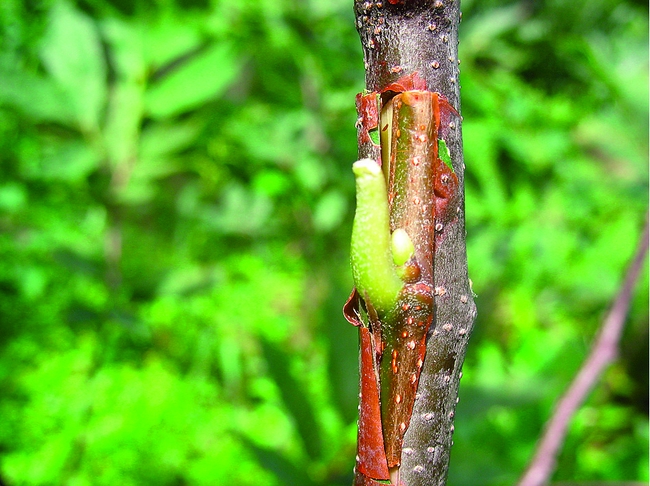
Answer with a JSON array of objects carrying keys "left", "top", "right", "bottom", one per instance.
[{"left": 391, "top": 228, "right": 414, "bottom": 267}]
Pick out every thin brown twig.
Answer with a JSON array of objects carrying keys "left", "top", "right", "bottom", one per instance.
[
  {"left": 518, "top": 214, "right": 650, "bottom": 486},
  {"left": 551, "top": 482, "right": 648, "bottom": 486}
]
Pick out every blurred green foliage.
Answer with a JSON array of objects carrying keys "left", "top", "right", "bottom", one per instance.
[{"left": 0, "top": 0, "right": 647, "bottom": 485}]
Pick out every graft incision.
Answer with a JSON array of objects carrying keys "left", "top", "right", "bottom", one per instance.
[{"left": 348, "top": 73, "right": 460, "bottom": 485}]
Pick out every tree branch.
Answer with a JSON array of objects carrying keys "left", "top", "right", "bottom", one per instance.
[
  {"left": 352, "top": 2, "right": 476, "bottom": 484},
  {"left": 518, "top": 215, "right": 650, "bottom": 486}
]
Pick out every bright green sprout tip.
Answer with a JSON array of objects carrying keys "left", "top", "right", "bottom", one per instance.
[
  {"left": 350, "top": 159, "right": 403, "bottom": 316},
  {"left": 352, "top": 158, "right": 382, "bottom": 177}
]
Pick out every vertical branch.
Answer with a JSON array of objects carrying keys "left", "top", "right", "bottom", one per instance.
[{"left": 352, "top": 1, "right": 476, "bottom": 485}]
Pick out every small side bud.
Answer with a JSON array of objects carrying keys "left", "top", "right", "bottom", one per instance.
[{"left": 391, "top": 228, "right": 414, "bottom": 266}]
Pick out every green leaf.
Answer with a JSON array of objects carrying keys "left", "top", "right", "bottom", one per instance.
[
  {"left": 260, "top": 339, "right": 323, "bottom": 461},
  {"left": 239, "top": 436, "right": 318, "bottom": 486},
  {"left": 313, "top": 190, "right": 347, "bottom": 232},
  {"left": 22, "top": 140, "right": 99, "bottom": 182},
  {"left": 142, "top": 17, "right": 203, "bottom": 70},
  {"left": 252, "top": 170, "right": 290, "bottom": 197},
  {"left": 40, "top": 2, "right": 106, "bottom": 131},
  {"left": 0, "top": 183, "right": 27, "bottom": 213},
  {"left": 145, "top": 44, "right": 240, "bottom": 118},
  {"left": 204, "top": 183, "right": 272, "bottom": 235},
  {"left": 140, "top": 121, "right": 203, "bottom": 162},
  {"left": 101, "top": 18, "right": 146, "bottom": 168},
  {"left": 0, "top": 58, "right": 75, "bottom": 124}
]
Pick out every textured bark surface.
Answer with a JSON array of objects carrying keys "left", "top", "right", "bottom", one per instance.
[{"left": 353, "top": 1, "right": 476, "bottom": 484}]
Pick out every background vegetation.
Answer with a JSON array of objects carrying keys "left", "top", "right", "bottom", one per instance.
[{"left": 0, "top": 0, "right": 647, "bottom": 484}]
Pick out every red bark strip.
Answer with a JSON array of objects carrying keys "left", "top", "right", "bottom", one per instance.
[
  {"left": 382, "top": 72, "right": 428, "bottom": 94},
  {"left": 357, "top": 326, "right": 391, "bottom": 480},
  {"left": 356, "top": 92, "right": 380, "bottom": 147},
  {"left": 380, "top": 282, "right": 434, "bottom": 467},
  {"left": 355, "top": 92, "right": 382, "bottom": 164}
]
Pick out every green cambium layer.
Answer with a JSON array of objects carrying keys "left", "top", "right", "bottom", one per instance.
[{"left": 438, "top": 139, "right": 454, "bottom": 172}]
